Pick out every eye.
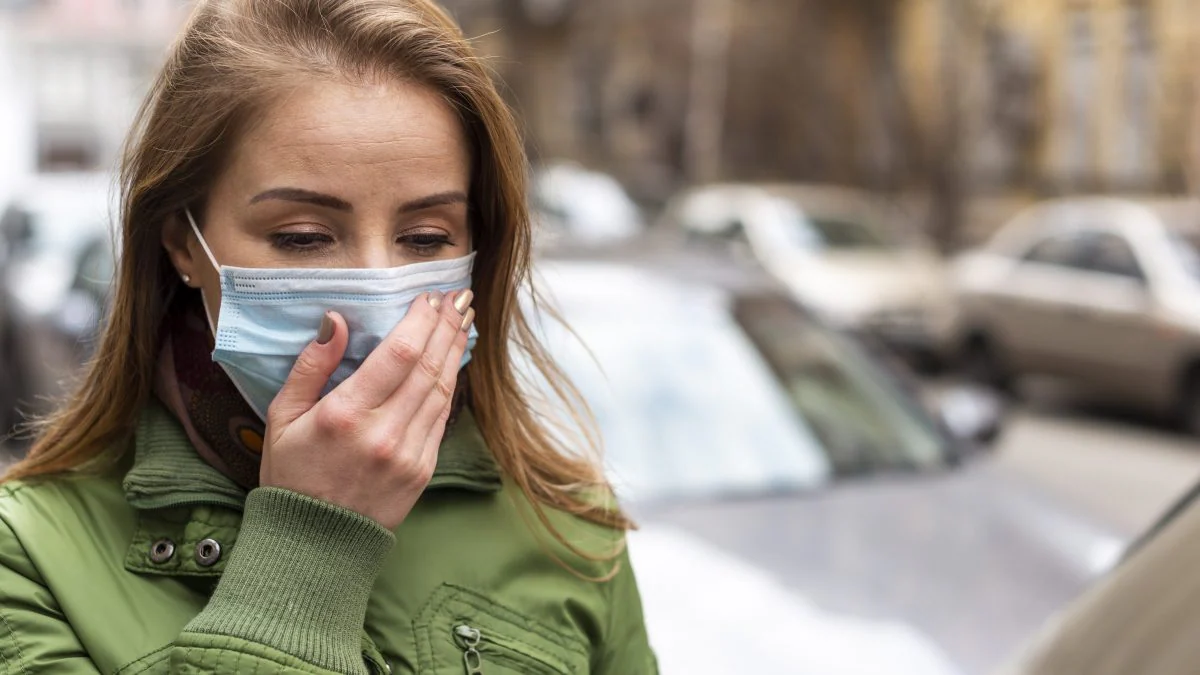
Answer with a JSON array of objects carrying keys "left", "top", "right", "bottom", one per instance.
[
  {"left": 270, "top": 231, "right": 334, "bottom": 252},
  {"left": 400, "top": 232, "right": 453, "bottom": 257}
]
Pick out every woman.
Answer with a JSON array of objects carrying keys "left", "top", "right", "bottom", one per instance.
[{"left": 0, "top": 1, "right": 656, "bottom": 673}]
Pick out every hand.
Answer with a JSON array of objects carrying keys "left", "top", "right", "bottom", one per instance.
[{"left": 260, "top": 290, "right": 476, "bottom": 529}]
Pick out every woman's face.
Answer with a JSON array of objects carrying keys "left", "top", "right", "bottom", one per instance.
[{"left": 164, "top": 78, "right": 472, "bottom": 321}]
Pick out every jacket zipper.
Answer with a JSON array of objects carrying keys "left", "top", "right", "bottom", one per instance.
[
  {"left": 455, "top": 625, "right": 484, "bottom": 675},
  {"left": 454, "top": 623, "right": 572, "bottom": 675}
]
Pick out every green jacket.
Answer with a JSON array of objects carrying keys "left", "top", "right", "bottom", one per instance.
[{"left": 0, "top": 403, "right": 656, "bottom": 674}]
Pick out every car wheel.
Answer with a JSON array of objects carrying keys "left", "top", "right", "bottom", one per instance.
[
  {"left": 1178, "top": 371, "right": 1200, "bottom": 437},
  {"left": 961, "top": 334, "right": 1015, "bottom": 395}
]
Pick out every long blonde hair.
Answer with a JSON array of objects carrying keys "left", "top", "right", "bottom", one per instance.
[{"left": 4, "top": 0, "right": 632, "bottom": 560}]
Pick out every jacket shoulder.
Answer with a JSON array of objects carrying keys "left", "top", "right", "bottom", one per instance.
[
  {"left": 0, "top": 472, "right": 134, "bottom": 567},
  {"left": 0, "top": 472, "right": 127, "bottom": 523}
]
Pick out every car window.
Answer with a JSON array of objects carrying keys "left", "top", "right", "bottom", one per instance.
[
  {"left": 732, "top": 294, "right": 949, "bottom": 475},
  {"left": 526, "top": 285, "right": 832, "bottom": 503},
  {"left": 73, "top": 238, "right": 116, "bottom": 300},
  {"left": 1080, "top": 232, "right": 1145, "bottom": 280},
  {"left": 1169, "top": 231, "right": 1200, "bottom": 281},
  {"left": 766, "top": 198, "right": 892, "bottom": 251},
  {"left": 524, "top": 268, "right": 952, "bottom": 502},
  {"left": 1022, "top": 232, "right": 1089, "bottom": 268}
]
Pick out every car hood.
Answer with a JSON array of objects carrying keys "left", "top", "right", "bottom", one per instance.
[
  {"left": 762, "top": 249, "right": 952, "bottom": 324},
  {"left": 629, "top": 525, "right": 963, "bottom": 675},
  {"left": 631, "top": 462, "right": 1125, "bottom": 675}
]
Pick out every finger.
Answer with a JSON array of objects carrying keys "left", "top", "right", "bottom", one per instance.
[
  {"left": 384, "top": 290, "right": 472, "bottom": 422},
  {"left": 268, "top": 310, "right": 349, "bottom": 428},
  {"left": 413, "top": 389, "right": 456, "bottom": 479},
  {"left": 339, "top": 291, "right": 444, "bottom": 409},
  {"left": 400, "top": 303, "right": 473, "bottom": 442}
]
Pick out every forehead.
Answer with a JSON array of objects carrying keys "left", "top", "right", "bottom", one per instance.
[{"left": 221, "top": 78, "right": 469, "bottom": 192}]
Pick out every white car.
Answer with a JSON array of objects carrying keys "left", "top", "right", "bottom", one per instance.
[
  {"left": 952, "top": 197, "right": 1200, "bottom": 432},
  {"left": 522, "top": 248, "right": 1116, "bottom": 674},
  {"left": 660, "top": 183, "right": 956, "bottom": 366},
  {"left": 530, "top": 161, "right": 644, "bottom": 247}
]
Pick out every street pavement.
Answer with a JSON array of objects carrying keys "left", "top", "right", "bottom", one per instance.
[{"left": 983, "top": 379, "right": 1200, "bottom": 539}]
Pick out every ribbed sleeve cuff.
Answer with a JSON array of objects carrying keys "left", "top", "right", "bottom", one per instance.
[{"left": 182, "top": 487, "right": 395, "bottom": 674}]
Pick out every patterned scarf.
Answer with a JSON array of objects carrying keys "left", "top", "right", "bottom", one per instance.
[{"left": 153, "top": 292, "right": 265, "bottom": 489}]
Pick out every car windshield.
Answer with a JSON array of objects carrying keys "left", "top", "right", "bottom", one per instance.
[
  {"left": 758, "top": 196, "right": 893, "bottom": 252},
  {"left": 1169, "top": 231, "right": 1200, "bottom": 281},
  {"left": 526, "top": 265, "right": 950, "bottom": 503}
]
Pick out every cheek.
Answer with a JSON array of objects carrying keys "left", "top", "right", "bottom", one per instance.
[{"left": 202, "top": 284, "right": 223, "bottom": 327}]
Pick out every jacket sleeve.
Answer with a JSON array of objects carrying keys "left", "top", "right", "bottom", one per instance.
[
  {"left": 0, "top": 515, "right": 102, "bottom": 674},
  {"left": 593, "top": 546, "right": 659, "bottom": 674},
  {"left": 1, "top": 487, "right": 395, "bottom": 674}
]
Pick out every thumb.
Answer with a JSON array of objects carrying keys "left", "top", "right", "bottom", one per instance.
[{"left": 268, "top": 310, "right": 348, "bottom": 427}]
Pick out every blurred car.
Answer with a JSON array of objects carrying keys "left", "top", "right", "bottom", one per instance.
[
  {"left": 529, "top": 161, "right": 645, "bottom": 247},
  {"left": 658, "top": 183, "right": 956, "bottom": 368},
  {"left": 952, "top": 197, "right": 1200, "bottom": 434},
  {"left": 527, "top": 246, "right": 1122, "bottom": 675},
  {"left": 0, "top": 172, "right": 116, "bottom": 434},
  {"left": 1000, "top": 478, "right": 1200, "bottom": 675}
]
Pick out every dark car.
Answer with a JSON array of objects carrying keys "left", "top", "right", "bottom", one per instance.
[{"left": 528, "top": 245, "right": 1123, "bottom": 675}]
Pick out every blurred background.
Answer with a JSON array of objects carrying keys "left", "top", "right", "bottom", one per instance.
[{"left": 2, "top": 1, "right": 1200, "bottom": 673}]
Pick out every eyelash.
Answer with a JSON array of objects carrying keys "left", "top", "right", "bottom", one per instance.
[{"left": 268, "top": 231, "right": 454, "bottom": 256}]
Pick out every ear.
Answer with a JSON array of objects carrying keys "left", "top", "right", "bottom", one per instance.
[{"left": 162, "top": 212, "right": 198, "bottom": 286}]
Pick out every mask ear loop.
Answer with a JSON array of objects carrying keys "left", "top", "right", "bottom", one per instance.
[{"left": 184, "top": 208, "right": 222, "bottom": 334}]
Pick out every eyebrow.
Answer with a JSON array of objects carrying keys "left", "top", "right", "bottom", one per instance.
[{"left": 248, "top": 188, "right": 468, "bottom": 214}]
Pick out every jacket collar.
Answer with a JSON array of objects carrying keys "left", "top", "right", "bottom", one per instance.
[{"left": 122, "top": 401, "right": 502, "bottom": 513}]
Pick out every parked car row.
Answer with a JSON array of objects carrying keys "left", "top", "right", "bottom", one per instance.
[{"left": 655, "top": 182, "right": 1200, "bottom": 436}]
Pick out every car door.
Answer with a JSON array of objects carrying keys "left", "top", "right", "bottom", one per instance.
[
  {"left": 990, "top": 230, "right": 1094, "bottom": 375},
  {"left": 1058, "top": 230, "right": 1164, "bottom": 399}
]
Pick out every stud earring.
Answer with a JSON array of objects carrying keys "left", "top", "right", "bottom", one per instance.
[{"left": 181, "top": 274, "right": 191, "bottom": 285}]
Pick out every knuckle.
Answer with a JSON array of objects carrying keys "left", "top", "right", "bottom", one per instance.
[
  {"left": 316, "top": 398, "right": 361, "bottom": 434},
  {"left": 417, "top": 350, "right": 445, "bottom": 383},
  {"left": 392, "top": 450, "right": 425, "bottom": 479},
  {"left": 364, "top": 433, "right": 396, "bottom": 464},
  {"left": 433, "top": 375, "right": 455, "bottom": 403},
  {"left": 385, "top": 337, "right": 422, "bottom": 365},
  {"left": 439, "top": 309, "right": 462, "bottom": 331}
]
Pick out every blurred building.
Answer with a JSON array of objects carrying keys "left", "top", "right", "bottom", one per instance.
[
  {"left": 0, "top": 0, "right": 189, "bottom": 174},
  {"left": 900, "top": 0, "right": 1199, "bottom": 195},
  {"left": 443, "top": 0, "right": 925, "bottom": 204},
  {"left": 444, "top": 0, "right": 1200, "bottom": 243}
]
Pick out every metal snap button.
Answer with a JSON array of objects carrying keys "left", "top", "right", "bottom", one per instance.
[
  {"left": 149, "top": 538, "right": 175, "bottom": 564},
  {"left": 195, "top": 538, "right": 222, "bottom": 567}
]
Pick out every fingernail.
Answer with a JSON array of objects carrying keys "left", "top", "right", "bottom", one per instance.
[
  {"left": 317, "top": 312, "right": 334, "bottom": 345},
  {"left": 460, "top": 307, "right": 475, "bottom": 332},
  {"left": 453, "top": 289, "right": 474, "bottom": 315},
  {"left": 427, "top": 291, "right": 443, "bottom": 309}
]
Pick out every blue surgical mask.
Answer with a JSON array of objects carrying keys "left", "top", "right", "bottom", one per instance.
[{"left": 185, "top": 209, "right": 477, "bottom": 420}]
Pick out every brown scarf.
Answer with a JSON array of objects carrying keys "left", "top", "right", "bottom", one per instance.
[
  {"left": 154, "top": 292, "right": 265, "bottom": 489},
  {"left": 153, "top": 291, "right": 471, "bottom": 490}
]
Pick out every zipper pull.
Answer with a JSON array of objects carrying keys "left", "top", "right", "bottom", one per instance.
[{"left": 455, "top": 624, "right": 484, "bottom": 675}]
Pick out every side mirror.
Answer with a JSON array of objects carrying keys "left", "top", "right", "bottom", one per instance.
[{"left": 935, "top": 384, "right": 1006, "bottom": 455}]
